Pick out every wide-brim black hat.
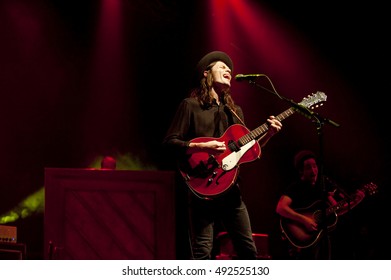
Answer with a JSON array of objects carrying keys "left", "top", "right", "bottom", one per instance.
[{"left": 195, "top": 51, "right": 233, "bottom": 79}]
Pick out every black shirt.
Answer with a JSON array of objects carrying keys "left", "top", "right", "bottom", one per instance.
[{"left": 163, "top": 97, "right": 244, "bottom": 153}]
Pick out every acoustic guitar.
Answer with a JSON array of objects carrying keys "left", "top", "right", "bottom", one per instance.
[{"left": 280, "top": 182, "right": 378, "bottom": 248}]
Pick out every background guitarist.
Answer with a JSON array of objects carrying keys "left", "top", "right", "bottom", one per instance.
[
  {"left": 275, "top": 150, "right": 366, "bottom": 259},
  {"left": 162, "top": 51, "right": 282, "bottom": 259}
]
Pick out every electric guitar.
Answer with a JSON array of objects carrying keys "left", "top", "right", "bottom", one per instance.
[
  {"left": 178, "top": 91, "right": 327, "bottom": 199},
  {"left": 280, "top": 182, "right": 378, "bottom": 248}
]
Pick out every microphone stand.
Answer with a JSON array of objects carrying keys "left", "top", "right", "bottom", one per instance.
[
  {"left": 246, "top": 79, "right": 340, "bottom": 127},
  {"left": 246, "top": 79, "right": 340, "bottom": 259}
]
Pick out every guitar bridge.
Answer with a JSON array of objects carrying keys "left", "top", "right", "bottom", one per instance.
[
  {"left": 188, "top": 154, "right": 220, "bottom": 179},
  {"left": 206, "top": 155, "right": 219, "bottom": 171}
]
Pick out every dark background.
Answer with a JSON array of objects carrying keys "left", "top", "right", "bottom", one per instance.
[{"left": 0, "top": 0, "right": 389, "bottom": 259}]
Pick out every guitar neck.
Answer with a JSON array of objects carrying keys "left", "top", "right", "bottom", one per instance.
[
  {"left": 238, "top": 107, "right": 295, "bottom": 146},
  {"left": 236, "top": 91, "right": 326, "bottom": 147},
  {"left": 326, "top": 199, "right": 348, "bottom": 216},
  {"left": 326, "top": 183, "right": 377, "bottom": 215}
]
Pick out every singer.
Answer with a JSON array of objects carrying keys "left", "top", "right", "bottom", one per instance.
[{"left": 162, "top": 50, "right": 282, "bottom": 260}]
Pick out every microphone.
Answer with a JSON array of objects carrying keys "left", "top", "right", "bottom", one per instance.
[{"left": 235, "top": 74, "right": 265, "bottom": 81}]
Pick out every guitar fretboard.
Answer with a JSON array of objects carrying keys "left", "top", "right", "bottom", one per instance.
[{"left": 238, "top": 107, "right": 295, "bottom": 146}]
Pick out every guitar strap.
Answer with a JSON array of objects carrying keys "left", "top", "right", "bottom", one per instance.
[{"left": 224, "top": 104, "right": 245, "bottom": 126}]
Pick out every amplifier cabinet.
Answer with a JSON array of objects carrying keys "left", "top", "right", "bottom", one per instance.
[{"left": 44, "top": 168, "right": 176, "bottom": 260}]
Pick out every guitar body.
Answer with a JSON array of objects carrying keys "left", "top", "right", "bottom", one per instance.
[
  {"left": 280, "top": 200, "right": 338, "bottom": 248},
  {"left": 179, "top": 124, "right": 261, "bottom": 198}
]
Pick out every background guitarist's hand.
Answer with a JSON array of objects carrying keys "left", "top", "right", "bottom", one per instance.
[
  {"left": 302, "top": 215, "right": 318, "bottom": 232},
  {"left": 335, "top": 188, "right": 366, "bottom": 216},
  {"left": 187, "top": 140, "right": 226, "bottom": 154}
]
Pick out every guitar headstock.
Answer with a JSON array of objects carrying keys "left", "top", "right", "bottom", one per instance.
[
  {"left": 361, "top": 182, "right": 378, "bottom": 196},
  {"left": 299, "top": 91, "right": 327, "bottom": 109}
]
